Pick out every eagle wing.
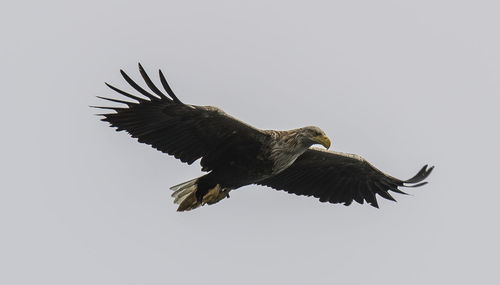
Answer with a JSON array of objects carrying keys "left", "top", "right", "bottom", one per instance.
[
  {"left": 94, "top": 64, "right": 268, "bottom": 171},
  {"left": 258, "top": 148, "right": 433, "bottom": 208}
]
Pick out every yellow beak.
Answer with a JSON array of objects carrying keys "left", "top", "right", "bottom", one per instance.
[{"left": 313, "top": 134, "right": 331, "bottom": 149}]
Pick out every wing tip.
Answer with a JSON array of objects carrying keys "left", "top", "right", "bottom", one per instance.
[
  {"left": 403, "top": 164, "right": 434, "bottom": 185},
  {"left": 158, "top": 69, "right": 183, "bottom": 104},
  {"left": 106, "top": 65, "right": 184, "bottom": 104}
]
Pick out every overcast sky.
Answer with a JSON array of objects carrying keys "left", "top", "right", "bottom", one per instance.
[{"left": 1, "top": 0, "right": 499, "bottom": 284}]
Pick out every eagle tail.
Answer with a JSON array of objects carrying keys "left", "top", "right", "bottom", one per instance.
[{"left": 170, "top": 178, "right": 201, "bottom": 212}]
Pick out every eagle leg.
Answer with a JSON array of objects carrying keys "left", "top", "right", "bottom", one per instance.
[
  {"left": 171, "top": 177, "right": 231, "bottom": 211},
  {"left": 202, "top": 184, "right": 230, "bottom": 205}
]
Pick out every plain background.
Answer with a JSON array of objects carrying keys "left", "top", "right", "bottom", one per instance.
[{"left": 1, "top": 0, "right": 499, "bottom": 284}]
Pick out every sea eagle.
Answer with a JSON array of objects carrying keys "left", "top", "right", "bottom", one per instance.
[{"left": 94, "top": 64, "right": 433, "bottom": 211}]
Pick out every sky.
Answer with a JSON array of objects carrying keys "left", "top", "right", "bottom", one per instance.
[{"left": 1, "top": 0, "right": 499, "bottom": 284}]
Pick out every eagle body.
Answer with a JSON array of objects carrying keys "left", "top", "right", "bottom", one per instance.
[
  {"left": 95, "top": 64, "right": 433, "bottom": 211},
  {"left": 173, "top": 128, "right": 327, "bottom": 211}
]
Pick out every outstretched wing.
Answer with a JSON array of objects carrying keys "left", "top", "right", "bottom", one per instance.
[
  {"left": 93, "top": 63, "right": 268, "bottom": 171},
  {"left": 258, "top": 148, "right": 433, "bottom": 208}
]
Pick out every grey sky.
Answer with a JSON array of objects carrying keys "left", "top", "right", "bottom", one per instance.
[{"left": 1, "top": 0, "right": 499, "bottom": 284}]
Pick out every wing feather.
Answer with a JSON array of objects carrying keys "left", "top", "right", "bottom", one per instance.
[
  {"left": 258, "top": 148, "right": 433, "bottom": 207},
  {"left": 94, "top": 63, "right": 267, "bottom": 171},
  {"left": 138, "top": 63, "right": 169, "bottom": 100},
  {"left": 159, "top": 69, "right": 182, "bottom": 103}
]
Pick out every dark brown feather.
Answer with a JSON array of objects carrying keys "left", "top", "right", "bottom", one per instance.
[
  {"left": 94, "top": 65, "right": 268, "bottom": 171},
  {"left": 258, "top": 148, "right": 433, "bottom": 208}
]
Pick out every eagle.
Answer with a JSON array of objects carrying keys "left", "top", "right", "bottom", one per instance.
[{"left": 94, "top": 64, "right": 433, "bottom": 211}]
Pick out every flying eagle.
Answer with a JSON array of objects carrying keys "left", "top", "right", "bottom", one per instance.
[{"left": 94, "top": 64, "right": 433, "bottom": 211}]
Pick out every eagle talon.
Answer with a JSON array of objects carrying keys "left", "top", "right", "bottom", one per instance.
[{"left": 202, "top": 184, "right": 228, "bottom": 205}]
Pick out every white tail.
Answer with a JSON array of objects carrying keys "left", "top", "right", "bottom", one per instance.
[
  {"left": 170, "top": 178, "right": 201, "bottom": 211},
  {"left": 170, "top": 178, "right": 197, "bottom": 203}
]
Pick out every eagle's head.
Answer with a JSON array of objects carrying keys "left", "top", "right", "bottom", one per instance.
[{"left": 297, "top": 126, "right": 331, "bottom": 149}]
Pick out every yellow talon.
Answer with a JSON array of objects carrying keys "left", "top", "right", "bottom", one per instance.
[{"left": 202, "top": 184, "right": 228, "bottom": 205}]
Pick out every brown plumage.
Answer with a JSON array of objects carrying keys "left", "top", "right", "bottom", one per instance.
[{"left": 94, "top": 63, "right": 433, "bottom": 211}]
